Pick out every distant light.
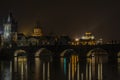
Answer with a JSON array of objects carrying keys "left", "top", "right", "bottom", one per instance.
[
  {"left": 85, "top": 32, "right": 91, "bottom": 35},
  {"left": 81, "top": 36, "right": 89, "bottom": 40},
  {"left": 99, "top": 38, "right": 103, "bottom": 41},
  {"left": 75, "top": 38, "right": 79, "bottom": 41},
  {"left": 81, "top": 32, "right": 95, "bottom": 40},
  {"left": 91, "top": 36, "right": 95, "bottom": 39}
]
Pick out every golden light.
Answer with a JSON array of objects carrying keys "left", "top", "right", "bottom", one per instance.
[
  {"left": 75, "top": 38, "right": 79, "bottom": 42},
  {"left": 85, "top": 32, "right": 91, "bottom": 35},
  {"left": 91, "top": 36, "right": 95, "bottom": 40}
]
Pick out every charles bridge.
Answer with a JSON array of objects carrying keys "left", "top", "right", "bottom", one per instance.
[{"left": 0, "top": 44, "right": 120, "bottom": 63}]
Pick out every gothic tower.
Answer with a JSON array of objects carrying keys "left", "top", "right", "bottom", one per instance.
[{"left": 3, "top": 13, "right": 18, "bottom": 47}]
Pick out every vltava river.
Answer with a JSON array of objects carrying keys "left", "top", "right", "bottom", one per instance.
[{"left": 0, "top": 57, "right": 120, "bottom": 80}]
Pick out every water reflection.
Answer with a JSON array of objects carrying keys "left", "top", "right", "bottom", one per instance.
[
  {"left": 86, "top": 61, "right": 103, "bottom": 80},
  {"left": 35, "top": 58, "right": 40, "bottom": 80},
  {"left": 60, "top": 55, "right": 79, "bottom": 80},
  {"left": 0, "top": 61, "right": 12, "bottom": 80},
  {"left": 0, "top": 56, "right": 120, "bottom": 80},
  {"left": 14, "top": 57, "right": 27, "bottom": 80},
  {"left": 35, "top": 57, "right": 51, "bottom": 80}
]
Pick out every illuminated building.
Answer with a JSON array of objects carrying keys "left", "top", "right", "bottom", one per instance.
[
  {"left": 27, "top": 36, "right": 41, "bottom": 46},
  {"left": 32, "top": 22, "right": 43, "bottom": 37},
  {"left": 80, "top": 32, "right": 96, "bottom": 45},
  {"left": 71, "top": 38, "right": 80, "bottom": 45},
  {"left": 3, "top": 13, "right": 18, "bottom": 47},
  {"left": 17, "top": 33, "right": 28, "bottom": 46},
  {"left": 96, "top": 38, "right": 103, "bottom": 44}
]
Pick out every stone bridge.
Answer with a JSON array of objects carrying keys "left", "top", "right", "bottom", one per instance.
[{"left": 1, "top": 44, "right": 120, "bottom": 63}]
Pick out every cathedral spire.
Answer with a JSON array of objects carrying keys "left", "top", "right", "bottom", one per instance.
[{"left": 7, "top": 12, "right": 13, "bottom": 23}]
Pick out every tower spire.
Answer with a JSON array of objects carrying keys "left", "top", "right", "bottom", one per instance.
[
  {"left": 3, "top": 12, "right": 18, "bottom": 47},
  {"left": 7, "top": 12, "right": 13, "bottom": 23}
]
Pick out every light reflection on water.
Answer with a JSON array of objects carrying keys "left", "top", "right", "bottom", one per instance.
[
  {"left": 0, "top": 57, "right": 120, "bottom": 80},
  {"left": 0, "top": 61, "right": 12, "bottom": 80},
  {"left": 35, "top": 58, "right": 40, "bottom": 80}
]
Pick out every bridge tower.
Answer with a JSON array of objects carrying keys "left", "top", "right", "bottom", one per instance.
[{"left": 3, "top": 13, "right": 18, "bottom": 47}]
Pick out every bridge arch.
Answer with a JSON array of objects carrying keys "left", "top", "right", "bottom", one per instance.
[
  {"left": 60, "top": 49, "right": 77, "bottom": 57},
  {"left": 35, "top": 48, "right": 53, "bottom": 62},
  {"left": 60, "top": 49, "right": 79, "bottom": 63},
  {"left": 14, "top": 49, "right": 27, "bottom": 57},
  {"left": 60, "top": 49, "right": 79, "bottom": 77},
  {"left": 35, "top": 48, "right": 52, "bottom": 57},
  {"left": 14, "top": 49, "right": 27, "bottom": 75},
  {"left": 87, "top": 48, "right": 108, "bottom": 63}
]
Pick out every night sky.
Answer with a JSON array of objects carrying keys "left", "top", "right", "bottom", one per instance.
[{"left": 0, "top": 0, "right": 120, "bottom": 40}]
